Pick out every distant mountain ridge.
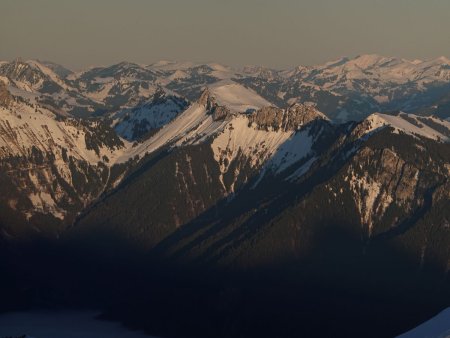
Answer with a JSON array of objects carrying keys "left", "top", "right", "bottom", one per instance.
[
  {"left": 1, "top": 54, "right": 450, "bottom": 121},
  {"left": 1, "top": 54, "right": 449, "bottom": 239},
  {"left": 0, "top": 74, "right": 449, "bottom": 235},
  {"left": 0, "top": 54, "right": 449, "bottom": 338}
]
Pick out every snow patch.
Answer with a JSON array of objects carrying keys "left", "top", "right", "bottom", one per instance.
[
  {"left": 396, "top": 308, "right": 450, "bottom": 338},
  {"left": 266, "top": 130, "right": 313, "bottom": 174},
  {"left": 363, "top": 113, "right": 450, "bottom": 142},
  {"left": 27, "top": 192, "right": 65, "bottom": 220},
  {"left": 349, "top": 170, "right": 393, "bottom": 235},
  {"left": 211, "top": 115, "right": 293, "bottom": 173},
  {"left": 113, "top": 96, "right": 185, "bottom": 140},
  {"left": 117, "top": 103, "right": 226, "bottom": 162},
  {"left": 0, "top": 102, "right": 130, "bottom": 165},
  {"left": 209, "top": 80, "right": 273, "bottom": 113}
]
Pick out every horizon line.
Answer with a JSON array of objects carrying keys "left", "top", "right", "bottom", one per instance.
[{"left": 2, "top": 53, "right": 449, "bottom": 73}]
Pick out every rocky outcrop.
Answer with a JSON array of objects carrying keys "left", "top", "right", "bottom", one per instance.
[
  {"left": 210, "top": 105, "right": 230, "bottom": 121},
  {"left": 286, "top": 103, "right": 328, "bottom": 127},
  {"left": 247, "top": 106, "right": 284, "bottom": 131},
  {"left": 0, "top": 81, "right": 12, "bottom": 107},
  {"left": 197, "top": 88, "right": 216, "bottom": 110},
  {"left": 344, "top": 137, "right": 450, "bottom": 238},
  {"left": 198, "top": 88, "right": 231, "bottom": 121},
  {"left": 248, "top": 103, "right": 328, "bottom": 131},
  {"left": 0, "top": 59, "right": 42, "bottom": 87}
]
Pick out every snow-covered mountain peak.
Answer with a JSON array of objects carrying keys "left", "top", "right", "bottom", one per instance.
[
  {"left": 349, "top": 54, "right": 395, "bottom": 68},
  {"left": 115, "top": 86, "right": 279, "bottom": 164},
  {"left": 210, "top": 107, "right": 330, "bottom": 187},
  {"left": 206, "top": 63, "right": 231, "bottom": 72},
  {"left": 359, "top": 112, "right": 450, "bottom": 142},
  {"left": 208, "top": 80, "right": 274, "bottom": 113},
  {"left": 77, "top": 61, "right": 157, "bottom": 82},
  {"left": 0, "top": 59, "right": 51, "bottom": 89},
  {"left": 197, "top": 81, "right": 274, "bottom": 114},
  {"left": 0, "top": 98, "right": 129, "bottom": 164},
  {"left": 322, "top": 56, "right": 350, "bottom": 67},
  {"left": 0, "top": 59, "right": 76, "bottom": 101},
  {"left": 433, "top": 56, "right": 450, "bottom": 65},
  {"left": 149, "top": 60, "right": 197, "bottom": 71},
  {"left": 116, "top": 101, "right": 222, "bottom": 162},
  {"left": 26, "top": 59, "right": 70, "bottom": 90}
]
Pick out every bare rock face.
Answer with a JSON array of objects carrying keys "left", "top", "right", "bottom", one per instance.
[
  {"left": 0, "top": 59, "right": 42, "bottom": 87},
  {"left": 211, "top": 105, "right": 230, "bottom": 121},
  {"left": 198, "top": 88, "right": 231, "bottom": 121},
  {"left": 0, "top": 81, "right": 12, "bottom": 107},
  {"left": 347, "top": 147, "right": 418, "bottom": 235},
  {"left": 197, "top": 88, "right": 216, "bottom": 110},
  {"left": 199, "top": 89, "right": 328, "bottom": 125},
  {"left": 350, "top": 118, "right": 373, "bottom": 139},
  {"left": 286, "top": 103, "right": 328, "bottom": 128},
  {"left": 248, "top": 103, "right": 328, "bottom": 131},
  {"left": 247, "top": 106, "right": 284, "bottom": 131},
  {"left": 343, "top": 143, "right": 448, "bottom": 238}
]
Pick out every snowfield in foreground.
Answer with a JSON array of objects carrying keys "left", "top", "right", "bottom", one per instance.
[
  {"left": 397, "top": 308, "right": 450, "bottom": 338},
  {"left": 0, "top": 311, "right": 156, "bottom": 338}
]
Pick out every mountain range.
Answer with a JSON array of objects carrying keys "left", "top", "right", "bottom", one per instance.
[{"left": 0, "top": 55, "right": 449, "bottom": 338}]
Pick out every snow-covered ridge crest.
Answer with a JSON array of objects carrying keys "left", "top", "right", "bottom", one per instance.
[
  {"left": 26, "top": 59, "right": 71, "bottom": 91},
  {"left": 208, "top": 80, "right": 274, "bottom": 113},
  {"left": 0, "top": 96, "right": 131, "bottom": 221},
  {"left": 115, "top": 86, "right": 240, "bottom": 163},
  {"left": 212, "top": 115, "right": 294, "bottom": 173},
  {"left": 115, "top": 81, "right": 276, "bottom": 163},
  {"left": 358, "top": 112, "right": 450, "bottom": 142},
  {"left": 118, "top": 87, "right": 328, "bottom": 172},
  {"left": 0, "top": 59, "right": 67, "bottom": 92},
  {"left": 210, "top": 108, "right": 327, "bottom": 187},
  {"left": 116, "top": 100, "right": 229, "bottom": 163},
  {"left": 0, "top": 99, "right": 130, "bottom": 165},
  {"left": 297, "top": 54, "right": 450, "bottom": 84},
  {"left": 112, "top": 87, "right": 188, "bottom": 141}
]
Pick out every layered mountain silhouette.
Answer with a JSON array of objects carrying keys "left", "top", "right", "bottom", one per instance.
[{"left": 0, "top": 55, "right": 449, "bottom": 338}]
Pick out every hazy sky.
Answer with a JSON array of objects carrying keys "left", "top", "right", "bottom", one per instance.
[{"left": 1, "top": 0, "right": 449, "bottom": 70}]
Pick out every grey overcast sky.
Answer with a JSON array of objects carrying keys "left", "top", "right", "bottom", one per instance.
[{"left": 1, "top": 0, "right": 449, "bottom": 70}]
